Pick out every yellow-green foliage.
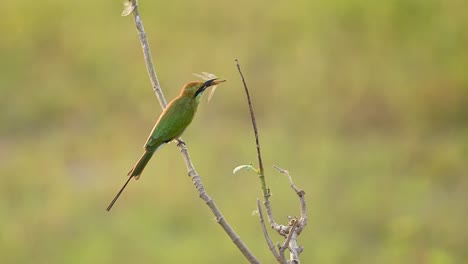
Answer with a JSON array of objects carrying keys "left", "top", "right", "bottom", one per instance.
[{"left": 1, "top": 0, "right": 467, "bottom": 263}]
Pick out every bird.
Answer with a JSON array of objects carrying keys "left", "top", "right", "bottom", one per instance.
[{"left": 106, "top": 78, "right": 226, "bottom": 211}]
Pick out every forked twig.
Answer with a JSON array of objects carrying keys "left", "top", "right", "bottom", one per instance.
[
  {"left": 236, "top": 59, "right": 307, "bottom": 263},
  {"left": 273, "top": 165, "right": 307, "bottom": 263},
  {"left": 273, "top": 165, "right": 307, "bottom": 234}
]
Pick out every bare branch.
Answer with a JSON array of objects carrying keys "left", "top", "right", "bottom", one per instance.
[
  {"left": 279, "top": 218, "right": 298, "bottom": 252},
  {"left": 273, "top": 165, "right": 307, "bottom": 234},
  {"left": 124, "top": 1, "right": 259, "bottom": 263},
  {"left": 235, "top": 58, "right": 280, "bottom": 231},
  {"left": 272, "top": 166, "right": 307, "bottom": 263},
  {"left": 277, "top": 242, "right": 287, "bottom": 264},
  {"left": 125, "top": 0, "right": 167, "bottom": 108},
  {"left": 287, "top": 231, "right": 301, "bottom": 264},
  {"left": 179, "top": 144, "right": 259, "bottom": 263},
  {"left": 257, "top": 199, "right": 281, "bottom": 262},
  {"left": 235, "top": 59, "right": 269, "bottom": 199},
  {"left": 236, "top": 59, "right": 307, "bottom": 263},
  {"left": 279, "top": 219, "right": 299, "bottom": 263}
]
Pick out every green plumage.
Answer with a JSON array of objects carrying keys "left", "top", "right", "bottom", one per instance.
[
  {"left": 129, "top": 93, "right": 199, "bottom": 179},
  {"left": 107, "top": 78, "right": 225, "bottom": 211}
]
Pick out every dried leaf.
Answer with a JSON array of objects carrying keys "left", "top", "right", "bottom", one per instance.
[
  {"left": 121, "top": 0, "right": 135, "bottom": 16},
  {"left": 193, "top": 72, "right": 221, "bottom": 102},
  {"left": 193, "top": 73, "right": 207, "bottom": 80},
  {"left": 207, "top": 85, "right": 218, "bottom": 102}
]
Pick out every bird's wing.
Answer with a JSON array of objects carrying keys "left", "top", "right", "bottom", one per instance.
[{"left": 144, "top": 98, "right": 196, "bottom": 151}]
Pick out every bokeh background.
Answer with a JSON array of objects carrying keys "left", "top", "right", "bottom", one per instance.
[{"left": 1, "top": 0, "right": 467, "bottom": 263}]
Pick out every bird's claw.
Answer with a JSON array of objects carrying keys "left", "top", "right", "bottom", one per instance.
[{"left": 177, "top": 139, "right": 186, "bottom": 147}]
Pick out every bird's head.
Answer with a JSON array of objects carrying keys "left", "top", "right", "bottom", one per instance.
[{"left": 181, "top": 79, "right": 226, "bottom": 100}]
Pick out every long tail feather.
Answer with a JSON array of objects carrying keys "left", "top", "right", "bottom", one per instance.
[
  {"left": 106, "top": 175, "right": 133, "bottom": 211},
  {"left": 106, "top": 151, "right": 154, "bottom": 211},
  {"left": 128, "top": 151, "right": 154, "bottom": 180}
]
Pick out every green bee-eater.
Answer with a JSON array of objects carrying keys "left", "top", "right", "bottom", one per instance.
[{"left": 106, "top": 78, "right": 226, "bottom": 211}]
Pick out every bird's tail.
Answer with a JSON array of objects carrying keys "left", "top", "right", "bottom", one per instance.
[
  {"left": 106, "top": 151, "right": 154, "bottom": 211},
  {"left": 127, "top": 150, "right": 154, "bottom": 180}
]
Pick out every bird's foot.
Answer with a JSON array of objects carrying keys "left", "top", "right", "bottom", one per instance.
[{"left": 177, "top": 139, "right": 186, "bottom": 147}]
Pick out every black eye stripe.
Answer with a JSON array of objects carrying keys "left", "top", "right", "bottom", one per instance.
[{"left": 194, "top": 85, "right": 206, "bottom": 98}]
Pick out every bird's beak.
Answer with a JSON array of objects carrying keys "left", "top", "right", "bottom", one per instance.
[
  {"left": 212, "top": 79, "right": 226, "bottom": 85},
  {"left": 204, "top": 78, "right": 226, "bottom": 87}
]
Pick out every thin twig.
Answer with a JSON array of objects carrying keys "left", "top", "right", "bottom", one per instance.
[
  {"left": 235, "top": 59, "right": 269, "bottom": 198},
  {"left": 237, "top": 59, "right": 305, "bottom": 263},
  {"left": 279, "top": 219, "right": 298, "bottom": 256},
  {"left": 273, "top": 165, "right": 307, "bottom": 234},
  {"left": 235, "top": 59, "right": 280, "bottom": 230},
  {"left": 257, "top": 199, "right": 281, "bottom": 262},
  {"left": 126, "top": 0, "right": 167, "bottom": 108},
  {"left": 277, "top": 242, "right": 287, "bottom": 264},
  {"left": 276, "top": 219, "right": 301, "bottom": 264},
  {"left": 124, "top": 1, "right": 259, "bottom": 263},
  {"left": 272, "top": 165, "right": 307, "bottom": 263}
]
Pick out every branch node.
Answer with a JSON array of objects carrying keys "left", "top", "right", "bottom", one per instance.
[
  {"left": 297, "top": 246, "right": 304, "bottom": 254},
  {"left": 187, "top": 169, "right": 196, "bottom": 177}
]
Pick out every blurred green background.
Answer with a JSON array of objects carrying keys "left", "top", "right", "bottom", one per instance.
[{"left": 1, "top": 0, "right": 468, "bottom": 263}]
